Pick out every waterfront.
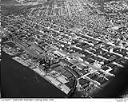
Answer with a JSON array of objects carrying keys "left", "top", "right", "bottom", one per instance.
[{"left": 1, "top": 51, "right": 67, "bottom": 98}]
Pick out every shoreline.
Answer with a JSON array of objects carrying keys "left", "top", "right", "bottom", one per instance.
[{"left": 1, "top": 51, "right": 68, "bottom": 98}]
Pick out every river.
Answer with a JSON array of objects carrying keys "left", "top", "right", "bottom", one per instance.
[{"left": 1, "top": 51, "right": 67, "bottom": 98}]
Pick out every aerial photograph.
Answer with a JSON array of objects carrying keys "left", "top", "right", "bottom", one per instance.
[{"left": 1, "top": 0, "right": 128, "bottom": 98}]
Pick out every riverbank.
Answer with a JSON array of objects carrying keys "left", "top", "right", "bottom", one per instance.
[{"left": 1, "top": 51, "right": 67, "bottom": 98}]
